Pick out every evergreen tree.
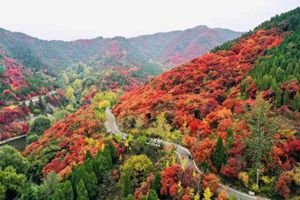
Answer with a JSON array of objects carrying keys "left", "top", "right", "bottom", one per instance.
[
  {"left": 151, "top": 172, "right": 161, "bottom": 194},
  {"left": 292, "top": 93, "right": 300, "bottom": 111},
  {"left": 103, "top": 147, "right": 113, "bottom": 168},
  {"left": 92, "top": 159, "right": 106, "bottom": 181},
  {"left": 212, "top": 137, "right": 225, "bottom": 171},
  {"left": 275, "top": 67, "right": 285, "bottom": 83},
  {"left": 38, "top": 95, "right": 45, "bottom": 113},
  {"left": 64, "top": 180, "right": 74, "bottom": 200},
  {"left": 225, "top": 128, "right": 234, "bottom": 160},
  {"left": 161, "top": 83, "right": 166, "bottom": 90},
  {"left": 148, "top": 189, "right": 158, "bottom": 200},
  {"left": 106, "top": 142, "right": 116, "bottom": 162},
  {"left": 123, "top": 174, "right": 133, "bottom": 198},
  {"left": 76, "top": 179, "right": 89, "bottom": 200},
  {"left": 30, "top": 115, "right": 51, "bottom": 135},
  {"left": 283, "top": 90, "right": 290, "bottom": 105},
  {"left": 85, "top": 150, "right": 93, "bottom": 160},
  {"left": 51, "top": 183, "right": 66, "bottom": 200},
  {"left": 226, "top": 129, "right": 234, "bottom": 150},
  {"left": 29, "top": 100, "right": 35, "bottom": 113},
  {"left": 97, "top": 150, "right": 111, "bottom": 171},
  {"left": 286, "top": 63, "right": 294, "bottom": 75},
  {"left": 83, "top": 171, "right": 98, "bottom": 199},
  {"left": 22, "top": 184, "right": 37, "bottom": 200},
  {"left": 273, "top": 84, "right": 282, "bottom": 107},
  {"left": 244, "top": 96, "right": 278, "bottom": 187}
]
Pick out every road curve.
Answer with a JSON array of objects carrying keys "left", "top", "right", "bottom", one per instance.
[{"left": 104, "top": 108, "right": 268, "bottom": 200}]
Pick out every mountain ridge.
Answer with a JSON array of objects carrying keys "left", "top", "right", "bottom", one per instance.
[{"left": 0, "top": 25, "right": 243, "bottom": 73}]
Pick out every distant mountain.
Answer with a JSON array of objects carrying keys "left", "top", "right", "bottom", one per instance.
[
  {"left": 0, "top": 26, "right": 242, "bottom": 74},
  {"left": 130, "top": 25, "right": 242, "bottom": 68}
]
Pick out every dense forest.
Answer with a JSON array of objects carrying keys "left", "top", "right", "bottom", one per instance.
[
  {"left": 0, "top": 6, "right": 300, "bottom": 200},
  {"left": 113, "top": 7, "right": 300, "bottom": 199}
]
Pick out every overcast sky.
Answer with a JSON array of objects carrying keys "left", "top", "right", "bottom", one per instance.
[{"left": 0, "top": 0, "right": 299, "bottom": 41}]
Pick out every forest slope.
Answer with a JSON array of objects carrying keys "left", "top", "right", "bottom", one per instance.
[{"left": 113, "top": 7, "right": 300, "bottom": 199}]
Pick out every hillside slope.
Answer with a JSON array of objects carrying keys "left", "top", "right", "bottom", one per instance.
[{"left": 113, "top": 7, "right": 300, "bottom": 199}]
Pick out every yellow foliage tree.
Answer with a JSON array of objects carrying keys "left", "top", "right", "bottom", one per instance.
[
  {"left": 145, "top": 112, "right": 182, "bottom": 142},
  {"left": 194, "top": 193, "right": 200, "bottom": 200},
  {"left": 92, "top": 92, "right": 118, "bottom": 105},
  {"left": 120, "top": 155, "right": 153, "bottom": 189},
  {"left": 238, "top": 172, "right": 249, "bottom": 187},
  {"left": 203, "top": 187, "right": 212, "bottom": 200},
  {"left": 65, "top": 86, "right": 75, "bottom": 103},
  {"left": 98, "top": 100, "right": 111, "bottom": 111},
  {"left": 74, "top": 79, "right": 82, "bottom": 90}
]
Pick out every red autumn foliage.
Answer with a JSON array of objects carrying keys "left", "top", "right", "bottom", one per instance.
[
  {"left": 0, "top": 51, "right": 51, "bottom": 101},
  {"left": 160, "top": 165, "right": 183, "bottom": 196},
  {"left": 270, "top": 138, "right": 300, "bottom": 171},
  {"left": 160, "top": 165, "right": 198, "bottom": 198},
  {"left": 98, "top": 66, "right": 152, "bottom": 92},
  {"left": 216, "top": 190, "right": 227, "bottom": 200},
  {"left": 134, "top": 173, "right": 155, "bottom": 200},
  {"left": 114, "top": 29, "right": 284, "bottom": 131},
  {"left": 192, "top": 138, "right": 215, "bottom": 165},
  {"left": 0, "top": 105, "right": 29, "bottom": 140},
  {"left": 276, "top": 171, "right": 294, "bottom": 198},
  {"left": 112, "top": 27, "right": 300, "bottom": 195},
  {"left": 22, "top": 103, "right": 115, "bottom": 178},
  {"left": 220, "top": 157, "right": 241, "bottom": 179},
  {"left": 202, "top": 173, "right": 219, "bottom": 194}
]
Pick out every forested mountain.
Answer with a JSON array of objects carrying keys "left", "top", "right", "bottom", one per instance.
[
  {"left": 1, "top": 6, "right": 300, "bottom": 200},
  {"left": 0, "top": 25, "right": 241, "bottom": 141},
  {"left": 0, "top": 26, "right": 242, "bottom": 73},
  {"left": 113, "top": 7, "right": 300, "bottom": 199}
]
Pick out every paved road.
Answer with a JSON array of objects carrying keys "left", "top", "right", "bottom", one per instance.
[
  {"left": 104, "top": 108, "right": 268, "bottom": 200},
  {"left": 0, "top": 134, "right": 26, "bottom": 145}
]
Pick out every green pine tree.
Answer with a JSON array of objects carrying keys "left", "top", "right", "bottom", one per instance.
[
  {"left": 29, "top": 100, "right": 35, "bottom": 113},
  {"left": 83, "top": 171, "right": 98, "bottom": 199},
  {"left": 275, "top": 67, "right": 285, "bottom": 83},
  {"left": 161, "top": 83, "right": 166, "bottom": 90},
  {"left": 226, "top": 128, "right": 234, "bottom": 152},
  {"left": 213, "top": 136, "right": 225, "bottom": 171},
  {"left": 123, "top": 174, "right": 133, "bottom": 198},
  {"left": 244, "top": 96, "right": 278, "bottom": 187},
  {"left": 106, "top": 141, "right": 116, "bottom": 162},
  {"left": 286, "top": 63, "right": 294, "bottom": 75},
  {"left": 283, "top": 90, "right": 290, "bottom": 105},
  {"left": 103, "top": 147, "right": 113, "bottom": 168},
  {"left": 151, "top": 172, "right": 161, "bottom": 194},
  {"left": 292, "top": 93, "right": 300, "bottom": 111},
  {"left": 76, "top": 179, "right": 89, "bottom": 200},
  {"left": 38, "top": 95, "right": 45, "bottom": 113},
  {"left": 148, "top": 189, "right": 159, "bottom": 200},
  {"left": 85, "top": 150, "right": 93, "bottom": 160},
  {"left": 64, "top": 180, "right": 74, "bottom": 200},
  {"left": 51, "top": 181, "right": 73, "bottom": 200}
]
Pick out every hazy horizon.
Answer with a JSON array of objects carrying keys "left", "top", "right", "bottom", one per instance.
[{"left": 0, "top": 0, "right": 299, "bottom": 41}]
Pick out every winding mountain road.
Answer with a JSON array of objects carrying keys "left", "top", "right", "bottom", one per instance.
[{"left": 104, "top": 108, "right": 268, "bottom": 200}]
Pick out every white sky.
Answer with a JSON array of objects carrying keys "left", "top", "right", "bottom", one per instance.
[{"left": 0, "top": 0, "right": 299, "bottom": 41}]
